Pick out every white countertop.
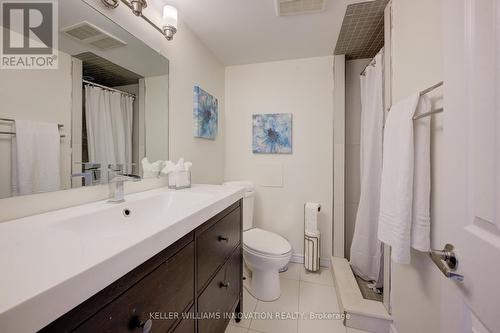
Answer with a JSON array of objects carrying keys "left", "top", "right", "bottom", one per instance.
[{"left": 0, "top": 184, "right": 245, "bottom": 333}]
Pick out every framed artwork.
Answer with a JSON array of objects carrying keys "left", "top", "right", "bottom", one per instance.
[
  {"left": 193, "top": 86, "right": 218, "bottom": 139},
  {"left": 252, "top": 113, "right": 292, "bottom": 154}
]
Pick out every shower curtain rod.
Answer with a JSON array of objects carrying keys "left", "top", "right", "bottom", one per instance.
[{"left": 83, "top": 79, "right": 136, "bottom": 99}]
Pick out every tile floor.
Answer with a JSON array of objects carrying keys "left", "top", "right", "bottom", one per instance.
[{"left": 224, "top": 263, "right": 369, "bottom": 333}]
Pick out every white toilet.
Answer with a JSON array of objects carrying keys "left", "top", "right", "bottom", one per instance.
[{"left": 224, "top": 181, "right": 292, "bottom": 301}]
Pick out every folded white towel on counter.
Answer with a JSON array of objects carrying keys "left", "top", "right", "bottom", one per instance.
[
  {"left": 11, "top": 119, "right": 61, "bottom": 196},
  {"left": 161, "top": 158, "right": 192, "bottom": 188},
  {"left": 141, "top": 158, "right": 164, "bottom": 178},
  {"left": 378, "top": 94, "right": 431, "bottom": 264},
  {"left": 161, "top": 160, "right": 176, "bottom": 176}
]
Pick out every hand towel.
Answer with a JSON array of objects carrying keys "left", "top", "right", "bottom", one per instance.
[
  {"left": 11, "top": 120, "right": 61, "bottom": 196},
  {"left": 378, "top": 94, "right": 431, "bottom": 264},
  {"left": 141, "top": 157, "right": 164, "bottom": 178},
  {"left": 411, "top": 96, "right": 431, "bottom": 252}
]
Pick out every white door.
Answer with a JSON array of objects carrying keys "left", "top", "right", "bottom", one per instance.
[{"left": 443, "top": 0, "right": 500, "bottom": 331}]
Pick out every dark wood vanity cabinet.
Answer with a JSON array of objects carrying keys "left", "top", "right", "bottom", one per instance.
[{"left": 40, "top": 200, "right": 242, "bottom": 333}]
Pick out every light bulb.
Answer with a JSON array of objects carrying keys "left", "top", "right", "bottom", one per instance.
[{"left": 162, "top": 5, "right": 178, "bottom": 41}]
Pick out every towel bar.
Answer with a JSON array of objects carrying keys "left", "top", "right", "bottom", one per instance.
[
  {"left": 387, "top": 81, "right": 445, "bottom": 120},
  {"left": 0, "top": 131, "right": 66, "bottom": 138},
  {"left": 0, "top": 117, "right": 64, "bottom": 128},
  {"left": 0, "top": 117, "right": 66, "bottom": 137},
  {"left": 413, "top": 107, "right": 444, "bottom": 120}
]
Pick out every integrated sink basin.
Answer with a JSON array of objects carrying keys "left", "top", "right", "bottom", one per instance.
[
  {"left": 51, "top": 190, "right": 213, "bottom": 236},
  {"left": 0, "top": 184, "right": 245, "bottom": 333}
]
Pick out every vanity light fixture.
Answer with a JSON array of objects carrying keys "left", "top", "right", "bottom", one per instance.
[
  {"left": 101, "top": 0, "right": 178, "bottom": 41},
  {"left": 101, "top": 0, "right": 119, "bottom": 8},
  {"left": 162, "top": 5, "right": 178, "bottom": 41},
  {"left": 130, "top": 0, "right": 147, "bottom": 16}
]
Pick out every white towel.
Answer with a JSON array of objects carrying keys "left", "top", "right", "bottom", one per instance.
[
  {"left": 141, "top": 157, "right": 164, "bottom": 178},
  {"left": 411, "top": 96, "right": 432, "bottom": 252},
  {"left": 11, "top": 120, "right": 61, "bottom": 196},
  {"left": 378, "top": 94, "right": 431, "bottom": 264}
]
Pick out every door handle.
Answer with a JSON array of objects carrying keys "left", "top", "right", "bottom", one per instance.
[{"left": 429, "top": 243, "right": 464, "bottom": 282}]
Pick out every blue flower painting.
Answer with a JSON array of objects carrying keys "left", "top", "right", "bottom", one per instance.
[
  {"left": 193, "top": 86, "right": 218, "bottom": 139},
  {"left": 252, "top": 113, "right": 292, "bottom": 154}
]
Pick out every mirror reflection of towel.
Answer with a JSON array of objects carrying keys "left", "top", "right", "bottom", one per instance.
[{"left": 11, "top": 120, "right": 61, "bottom": 196}]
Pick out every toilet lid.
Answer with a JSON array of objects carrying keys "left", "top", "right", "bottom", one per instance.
[{"left": 244, "top": 228, "right": 292, "bottom": 256}]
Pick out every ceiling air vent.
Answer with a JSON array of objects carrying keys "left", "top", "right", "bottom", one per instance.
[
  {"left": 275, "top": 0, "right": 327, "bottom": 16},
  {"left": 61, "top": 22, "right": 127, "bottom": 50}
]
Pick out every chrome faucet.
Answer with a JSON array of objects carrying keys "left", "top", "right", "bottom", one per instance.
[
  {"left": 108, "top": 164, "right": 141, "bottom": 203},
  {"left": 71, "top": 172, "right": 92, "bottom": 186}
]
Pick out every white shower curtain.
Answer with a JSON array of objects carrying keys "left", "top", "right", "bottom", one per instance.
[
  {"left": 85, "top": 86, "right": 134, "bottom": 177},
  {"left": 349, "top": 50, "right": 384, "bottom": 286}
]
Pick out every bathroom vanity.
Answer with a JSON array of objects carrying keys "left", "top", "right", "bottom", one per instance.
[{"left": 0, "top": 185, "right": 245, "bottom": 333}]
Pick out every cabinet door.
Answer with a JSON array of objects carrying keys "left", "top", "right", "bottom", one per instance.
[
  {"left": 197, "top": 207, "right": 241, "bottom": 291},
  {"left": 198, "top": 248, "right": 242, "bottom": 333},
  {"left": 75, "top": 242, "right": 194, "bottom": 333},
  {"left": 170, "top": 305, "right": 194, "bottom": 333}
]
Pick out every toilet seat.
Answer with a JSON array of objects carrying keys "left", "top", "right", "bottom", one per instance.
[{"left": 243, "top": 228, "right": 292, "bottom": 257}]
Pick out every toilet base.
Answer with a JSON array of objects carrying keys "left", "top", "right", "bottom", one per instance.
[{"left": 250, "top": 269, "right": 281, "bottom": 302}]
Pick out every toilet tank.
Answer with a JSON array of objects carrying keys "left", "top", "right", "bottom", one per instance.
[{"left": 223, "top": 181, "right": 254, "bottom": 231}]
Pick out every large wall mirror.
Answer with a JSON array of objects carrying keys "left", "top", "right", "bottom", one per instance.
[{"left": 0, "top": 0, "right": 169, "bottom": 199}]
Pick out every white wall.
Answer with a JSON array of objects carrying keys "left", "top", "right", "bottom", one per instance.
[
  {"left": 333, "top": 55, "right": 345, "bottom": 257},
  {"left": 389, "top": 0, "right": 459, "bottom": 332},
  {"left": 0, "top": 0, "right": 225, "bottom": 222},
  {"left": 0, "top": 52, "right": 72, "bottom": 199},
  {"left": 225, "top": 56, "right": 333, "bottom": 261},
  {"left": 344, "top": 58, "right": 371, "bottom": 259},
  {"left": 84, "top": 0, "right": 226, "bottom": 184}
]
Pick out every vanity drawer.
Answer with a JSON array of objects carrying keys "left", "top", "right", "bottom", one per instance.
[
  {"left": 74, "top": 242, "right": 194, "bottom": 333},
  {"left": 198, "top": 247, "right": 242, "bottom": 333},
  {"left": 197, "top": 205, "right": 241, "bottom": 290}
]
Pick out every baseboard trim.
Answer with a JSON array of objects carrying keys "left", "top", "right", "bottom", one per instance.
[{"left": 290, "top": 253, "right": 330, "bottom": 268}]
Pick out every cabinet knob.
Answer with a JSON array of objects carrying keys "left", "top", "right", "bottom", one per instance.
[
  {"left": 140, "top": 319, "right": 153, "bottom": 333},
  {"left": 219, "top": 281, "right": 230, "bottom": 288},
  {"left": 218, "top": 235, "right": 229, "bottom": 242}
]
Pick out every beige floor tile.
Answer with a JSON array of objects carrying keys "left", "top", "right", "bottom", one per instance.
[
  {"left": 300, "top": 266, "right": 334, "bottom": 286},
  {"left": 299, "top": 281, "right": 340, "bottom": 313},
  {"left": 225, "top": 324, "right": 249, "bottom": 333},
  {"left": 298, "top": 281, "right": 344, "bottom": 333},
  {"left": 232, "top": 288, "right": 258, "bottom": 328},
  {"left": 250, "top": 278, "right": 300, "bottom": 333},
  {"left": 280, "top": 263, "right": 301, "bottom": 280},
  {"left": 346, "top": 328, "right": 371, "bottom": 333},
  {"left": 298, "top": 318, "right": 346, "bottom": 333}
]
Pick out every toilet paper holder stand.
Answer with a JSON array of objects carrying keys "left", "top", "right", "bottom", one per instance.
[{"left": 303, "top": 203, "right": 321, "bottom": 272}]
